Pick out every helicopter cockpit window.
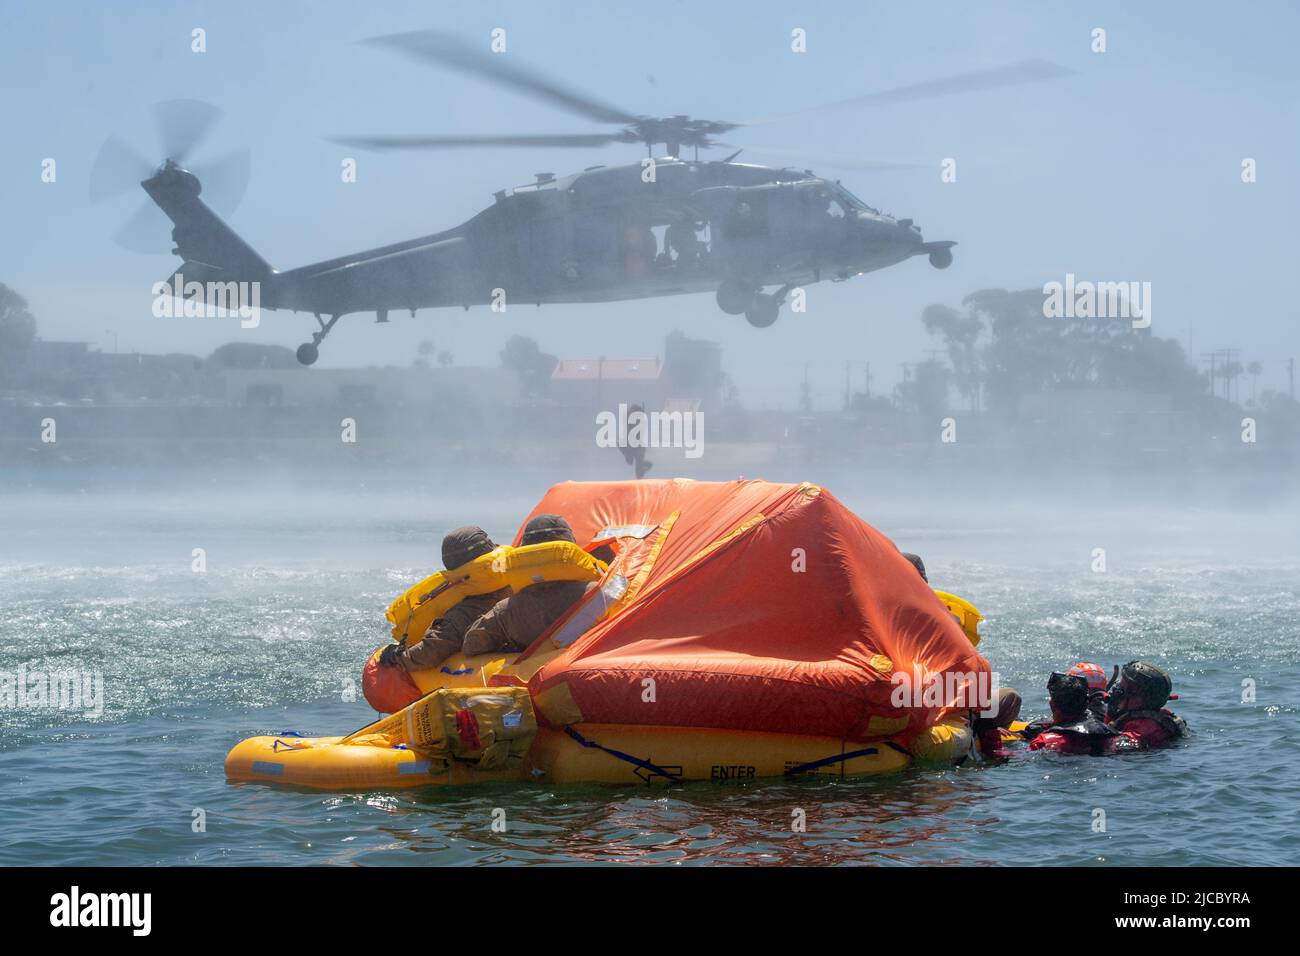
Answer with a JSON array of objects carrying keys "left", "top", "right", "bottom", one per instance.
[
  {"left": 800, "top": 185, "right": 847, "bottom": 219},
  {"left": 829, "top": 181, "right": 874, "bottom": 213}
]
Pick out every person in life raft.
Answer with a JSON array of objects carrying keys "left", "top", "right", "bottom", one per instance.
[
  {"left": 378, "top": 525, "right": 507, "bottom": 672},
  {"left": 378, "top": 516, "right": 595, "bottom": 673},
  {"left": 461, "top": 514, "right": 593, "bottom": 656}
]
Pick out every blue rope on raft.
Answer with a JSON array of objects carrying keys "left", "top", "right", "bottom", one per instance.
[
  {"left": 783, "top": 740, "right": 912, "bottom": 776},
  {"left": 563, "top": 726, "right": 683, "bottom": 783},
  {"left": 783, "top": 747, "right": 880, "bottom": 776}
]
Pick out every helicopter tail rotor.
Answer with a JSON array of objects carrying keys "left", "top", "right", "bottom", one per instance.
[{"left": 90, "top": 99, "right": 252, "bottom": 253}]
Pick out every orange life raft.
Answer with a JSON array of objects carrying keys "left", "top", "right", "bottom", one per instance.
[{"left": 227, "top": 478, "right": 995, "bottom": 790}]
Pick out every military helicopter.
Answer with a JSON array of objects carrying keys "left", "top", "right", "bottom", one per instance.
[{"left": 115, "top": 32, "right": 1068, "bottom": 365}]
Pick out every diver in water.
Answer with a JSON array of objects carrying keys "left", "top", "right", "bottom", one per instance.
[
  {"left": 1106, "top": 661, "right": 1187, "bottom": 750},
  {"left": 1019, "top": 661, "right": 1109, "bottom": 739},
  {"left": 1025, "top": 672, "right": 1120, "bottom": 755},
  {"left": 378, "top": 526, "right": 509, "bottom": 672},
  {"left": 461, "top": 515, "right": 593, "bottom": 656}
]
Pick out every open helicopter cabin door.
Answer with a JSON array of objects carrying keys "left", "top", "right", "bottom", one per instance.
[{"left": 620, "top": 216, "right": 659, "bottom": 279}]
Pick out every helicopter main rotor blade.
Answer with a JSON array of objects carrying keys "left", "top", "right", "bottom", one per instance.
[
  {"left": 719, "top": 143, "right": 926, "bottom": 172},
  {"left": 363, "top": 30, "right": 642, "bottom": 126},
  {"left": 333, "top": 132, "right": 630, "bottom": 151},
  {"left": 745, "top": 58, "right": 1073, "bottom": 125}
]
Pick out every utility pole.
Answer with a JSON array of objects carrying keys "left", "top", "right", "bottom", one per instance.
[
  {"left": 1289, "top": 357, "right": 1295, "bottom": 401},
  {"left": 1201, "top": 352, "right": 1218, "bottom": 398},
  {"left": 862, "top": 362, "right": 871, "bottom": 399},
  {"left": 1221, "top": 348, "right": 1241, "bottom": 403}
]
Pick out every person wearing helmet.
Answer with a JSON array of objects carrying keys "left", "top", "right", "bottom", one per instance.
[
  {"left": 1018, "top": 661, "right": 1109, "bottom": 739},
  {"left": 379, "top": 526, "right": 510, "bottom": 672},
  {"left": 462, "top": 515, "right": 595, "bottom": 656},
  {"left": 1026, "top": 672, "right": 1120, "bottom": 755},
  {"left": 1106, "top": 661, "right": 1187, "bottom": 749}
]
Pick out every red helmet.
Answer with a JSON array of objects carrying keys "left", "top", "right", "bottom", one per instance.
[{"left": 1067, "top": 661, "right": 1108, "bottom": 692}]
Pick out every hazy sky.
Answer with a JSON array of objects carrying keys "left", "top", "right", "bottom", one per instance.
[{"left": 3, "top": 0, "right": 1298, "bottom": 407}]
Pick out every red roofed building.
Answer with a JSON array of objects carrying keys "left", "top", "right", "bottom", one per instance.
[{"left": 552, "top": 357, "right": 662, "bottom": 382}]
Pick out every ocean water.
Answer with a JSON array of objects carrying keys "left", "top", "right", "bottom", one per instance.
[{"left": 2, "top": 481, "right": 1298, "bottom": 866}]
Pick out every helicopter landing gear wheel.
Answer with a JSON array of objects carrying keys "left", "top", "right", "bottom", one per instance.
[
  {"left": 716, "top": 279, "right": 753, "bottom": 316},
  {"left": 296, "top": 313, "right": 343, "bottom": 366},
  {"left": 928, "top": 247, "right": 953, "bottom": 269},
  {"left": 745, "top": 293, "right": 781, "bottom": 328}
]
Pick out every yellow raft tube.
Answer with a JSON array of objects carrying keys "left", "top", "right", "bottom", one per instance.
[
  {"left": 225, "top": 590, "right": 1004, "bottom": 791},
  {"left": 224, "top": 721, "right": 970, "bottom": 790},
  {"left": 225, "top": 651, "right": 1007, "bottom": 791}
]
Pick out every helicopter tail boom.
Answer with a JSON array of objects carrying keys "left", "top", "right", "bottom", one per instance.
[{"left": 141, "top": 162, "right": 273, "bottom": 283}]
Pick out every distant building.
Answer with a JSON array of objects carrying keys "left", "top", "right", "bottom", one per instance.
[
  {"left": 21, "top": 340, "right": 99, "bottom": 373},
  {"left": 550, "top": 356, "right": 666, "bottom": 410},
  {"left": 548, "top": 332, "right": 725, "bottom": 415},
  {"left": 218, "top": 365, "right": 520, "bottom": 410}
]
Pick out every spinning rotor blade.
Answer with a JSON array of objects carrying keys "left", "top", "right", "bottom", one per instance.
[
  {"left": 333, "top": 132, "right": 629, "bottom": 151},
  {"left": 152, "top": 98, "right": 223, "bottom": 163},
  {"left": 746, "top": 58, "right": 1073, "bottom": 124},
  {"left": 364, "top": 29, "right": 642, "bottom": 126},
  {"left": 720, "top": 143, "right": 926, "bottom": 172},
  {"left": 112, "top": 200, "right": 173, "bottom": 254},
  {"left": 89, "top": 137, "right": 155, "bottom": 203},
  {"left": 190, "top": 147, "right": 252, "bottom": 216},
  {"left": 92, "top": 99, "right": 251, "bottom": 253}
]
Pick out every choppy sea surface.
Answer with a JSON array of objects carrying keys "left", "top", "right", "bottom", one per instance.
[{"left": 2, "top": 480, "right": 1298, "bottom": 866}]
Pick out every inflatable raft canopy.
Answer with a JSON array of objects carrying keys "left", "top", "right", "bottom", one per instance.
[{"left": 226, "top": 479, "right": 993, "bottom": 789}]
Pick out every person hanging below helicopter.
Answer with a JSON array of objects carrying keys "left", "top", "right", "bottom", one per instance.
[{"left": 617, "top": 403, "right": 653, "bottom": 479}]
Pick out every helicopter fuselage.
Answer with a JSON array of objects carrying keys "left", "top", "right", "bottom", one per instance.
[
  {"left": 264, "top": 158, "right": 945, "bottom": 312},
  {"left": 145, "top": 155, "right": 954, "bottom": 362}
]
